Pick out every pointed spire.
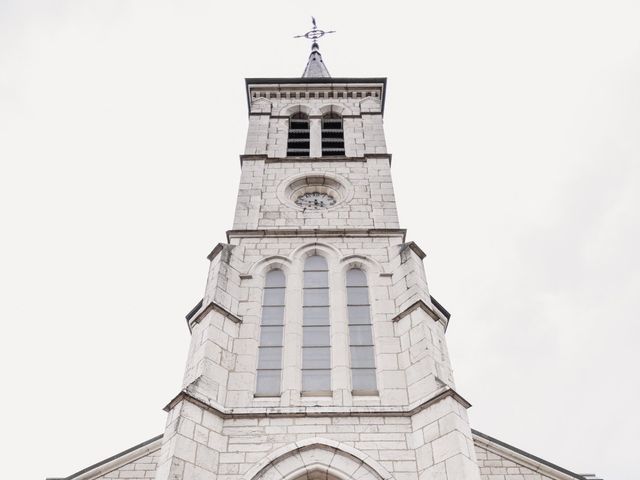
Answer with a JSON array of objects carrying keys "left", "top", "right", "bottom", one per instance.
[
  {"left": 294, "top": 17, "right": 335, "bottom": 78},
  {"left": 302, "top": 41, "right": 331, "bottom": 78}
]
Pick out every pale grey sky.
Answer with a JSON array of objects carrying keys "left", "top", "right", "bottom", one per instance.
[{"left": 1, "top": 2, "right": 638, "bottom": 479}]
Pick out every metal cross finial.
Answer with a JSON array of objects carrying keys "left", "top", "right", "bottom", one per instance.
[{"left": 294, "top": 16, "right": 336, "bottom": 43}]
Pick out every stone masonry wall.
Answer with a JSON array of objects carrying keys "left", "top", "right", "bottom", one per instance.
[
  {"left": 183, "top": 235, "right": 453, "bottom": 409},
  {"left": 475, "top": 443, "right": 557, "bottom": 480},
  {"left": 232, "top": 158, "right": 399, "bottom": 231},
  {"left": 155, "top": 396, "right": 480, "bottom": 480},
  {"left": 94, "top": 449, "right": 159, "bottom": 480},
  {"left": 244, "top": 88, "right": 386, "bottom": 158}
]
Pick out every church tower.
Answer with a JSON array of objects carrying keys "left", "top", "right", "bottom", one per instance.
[{"left": 154, "top": 30, "right": 482, "bottom": 480}]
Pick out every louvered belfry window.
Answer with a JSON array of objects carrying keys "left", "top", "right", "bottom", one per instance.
[
  {"left": 321, "top": 112, "right": 345, "bottom": 156},
  {"left": 302, "top": 255, "right": 331, "bottom": 395},
  {"left": 256, "top": 269, "right": 286, "bottom": 396},
  {"left": 287, "top": 112, "right": 310, "bottom": 157},
  {"left": 346, "top": 268, "right": 377, "bottom": 393}
]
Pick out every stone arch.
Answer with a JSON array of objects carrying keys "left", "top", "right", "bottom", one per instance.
[
  {"left": 290, "top": 242, "right": 343, "bottom": 265},
  {"left": 279, "top": 103, "right": 316, "bottom": 117},
  {"left": 318, "top": 104, "right": 353, "bottom": 116},
  {"left": 339, "top": 254, "right": 387, "bottom": 278},
  {"left": 248, "top": 255, "right": 293, "bottom": 277},
  {"left": 244, "top": 438, "right": 392, "bottom": 480}
]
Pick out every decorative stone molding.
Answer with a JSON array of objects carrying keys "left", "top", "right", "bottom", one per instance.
[
  {"left": 226, "top": 229, "right": 407, "bottom": 241},
  {"left": 244, "top": 438, "right": 392, "bottom": 480},
  {"left": 186, "top": 300, "right": 242, "bottom": 332},
  {"left": 163, "top": 384, "right": 471, "bottom": 418},
  {"left": 276, "top": 172, "right": 354, "bottom": 212},
  {"left": 391, "top": 299, "right": 450, "bottom": 330}
]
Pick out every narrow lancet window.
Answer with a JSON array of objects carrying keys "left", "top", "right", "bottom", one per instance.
[
  {"left": 347, "top": 268, "right": 377, "bottom": 394},
  {"left": 302, "top": 255, "right": 331, "bottom": 395},
  {"left": 287, "top": 112, "right": 310, "bottom": 156},
  {"left": 321, "top": 112, "right": 345, "bottom": 156},
  {"left": 256, "top": 269, "right": 286, "bottom": 396}
]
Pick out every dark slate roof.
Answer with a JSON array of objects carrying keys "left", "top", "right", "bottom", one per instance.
[
  {"left": 472, "top": 429, "right": 588, "bottom": 480},
  {"left": 302, "top": 42, "right": 330, "bottom": 78},
  {"left": 46, "top": 435, "right": 163, "bottom": 480}
]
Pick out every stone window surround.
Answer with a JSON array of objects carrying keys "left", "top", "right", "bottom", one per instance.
[
  {"left": 248, "top": 244, "right": 383, "bottom": 403},
  {"left": 282, "top": 104, "right": 354, "bottom": 159},
  {"left": 255, "top": 269, "right": 286, "bottom": 396}
]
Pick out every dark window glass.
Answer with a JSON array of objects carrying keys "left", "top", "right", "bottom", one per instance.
[
  {"left": 303, "top": 288, "right": 329, "bottom": 306},
  {"left": 256, "top": 369, "right": 281, "bottom": 395},
  {"left": 302, "top": 369, "right": 330, "bottom": 392},
  {"left": 302, "top": 255, "right": 330, "bottom": 394},
  {"left": 346, "top": 268, "right": 377, "bottom": 393},
  {"left": 304, "top": 270, "right": 329, "bottom": 288},
  {"left": 256, "top": 270, "right": 286, "bottom": 396},
  {"left": 352, "top": 369, "right": 377, "bottom": 391},
  {"left": 263, "top": 288, "right": 285, "bottom": 306},
  {"left": 303, "top": 306, "right": 330, "bottom": 325},
  {"left": 261, "top": 306, "right": 284, "bottom": 325},
  {"left": 303, "top": 347, "right": 331, "bottom": 369}
]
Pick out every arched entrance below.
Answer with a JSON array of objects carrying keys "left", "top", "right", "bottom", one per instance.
[{"left": 244, "top": 438, "right": 393, "bottom": 480}]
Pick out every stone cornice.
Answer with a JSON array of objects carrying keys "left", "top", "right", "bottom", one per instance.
[
  {"left": 244, "top": 78, "right": 388, "bottom": 115},
  {"left": 239, "top": 153, "right": 392, "bottom": 166},
  {"left": 226, "top": 228, "right": 406, "bottom": 242},
  {"left": 400, "top": 240, "right": 427, "bottom": 259},
  {"left": 163, "top": 384, "right": 471, "bottom": 419},
  {"left": 264, "top": 155, "right": 368, "bottom": 163},
  {"left": 206, "top": 242, "right": 226, "bottom": 261},
  {"left": 391, "top": 299, "right": 450, "bottom": 332},
  {"left": 186, "top": 300, "right": 242, "bottom": 333}
]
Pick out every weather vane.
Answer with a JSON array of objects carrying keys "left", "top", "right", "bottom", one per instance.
[{"left": 294, "top": 17, "right": 335, "bottom": 44}]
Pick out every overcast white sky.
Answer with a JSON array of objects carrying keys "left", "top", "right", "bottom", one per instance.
[{"left": 1, "top": 1, "right": 638, "bottom": 479}]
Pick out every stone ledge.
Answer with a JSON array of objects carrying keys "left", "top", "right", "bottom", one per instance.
[
  {"left": 239, "top": 153, "right": 392, "bottom": 165},
  {"left": 400, "top": 240, "right": 427, "bottom": 259},
  {"left": 186, "top": 300, "right": 242, "bottom": 332},
  {"left": 163, "top": 384, "right": 471, "bottom": 419},
  {"left": 392, "top": 299, "right": 443, "bottom": 325},
  {"left": 265, "top": 155, "right": 367, "bottom": 164},
  {"left": 226, "top": 228, "right": 406, "bottom": 242},
  {"left": 206, "top": 242, "right": 226, "bottom": 261}
]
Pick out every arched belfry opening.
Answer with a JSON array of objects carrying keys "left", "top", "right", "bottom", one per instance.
[
  {"left": 287, "top": 112, "right": 311, "bottom": 156},
  {"left": 321, "top": 112, "right": 345, "bottom": 156}
]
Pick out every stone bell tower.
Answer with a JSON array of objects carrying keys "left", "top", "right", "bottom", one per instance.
[{"left": 154, "top": 26, "right": 482, "bottom": 480}]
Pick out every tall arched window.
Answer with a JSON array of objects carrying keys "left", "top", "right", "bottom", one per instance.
[
  {"left": 321, "top": 112, "right": 345, "bottom": 156},
  {"left": 302, "top": 255, "right": 331, "bottom": 395},
  {"left": 256, "top": 269, "right": 286, "bottom": 396},
  {"left": 287, "top": 112, "right": 310, "bottom": 157},
  {"left": 347, "top": 268, "right": 377, "bottom": 394}
]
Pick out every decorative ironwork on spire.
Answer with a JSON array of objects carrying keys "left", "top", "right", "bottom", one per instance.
[{"left": 295, "top": 17, "right": 334, "bottom": 78}]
